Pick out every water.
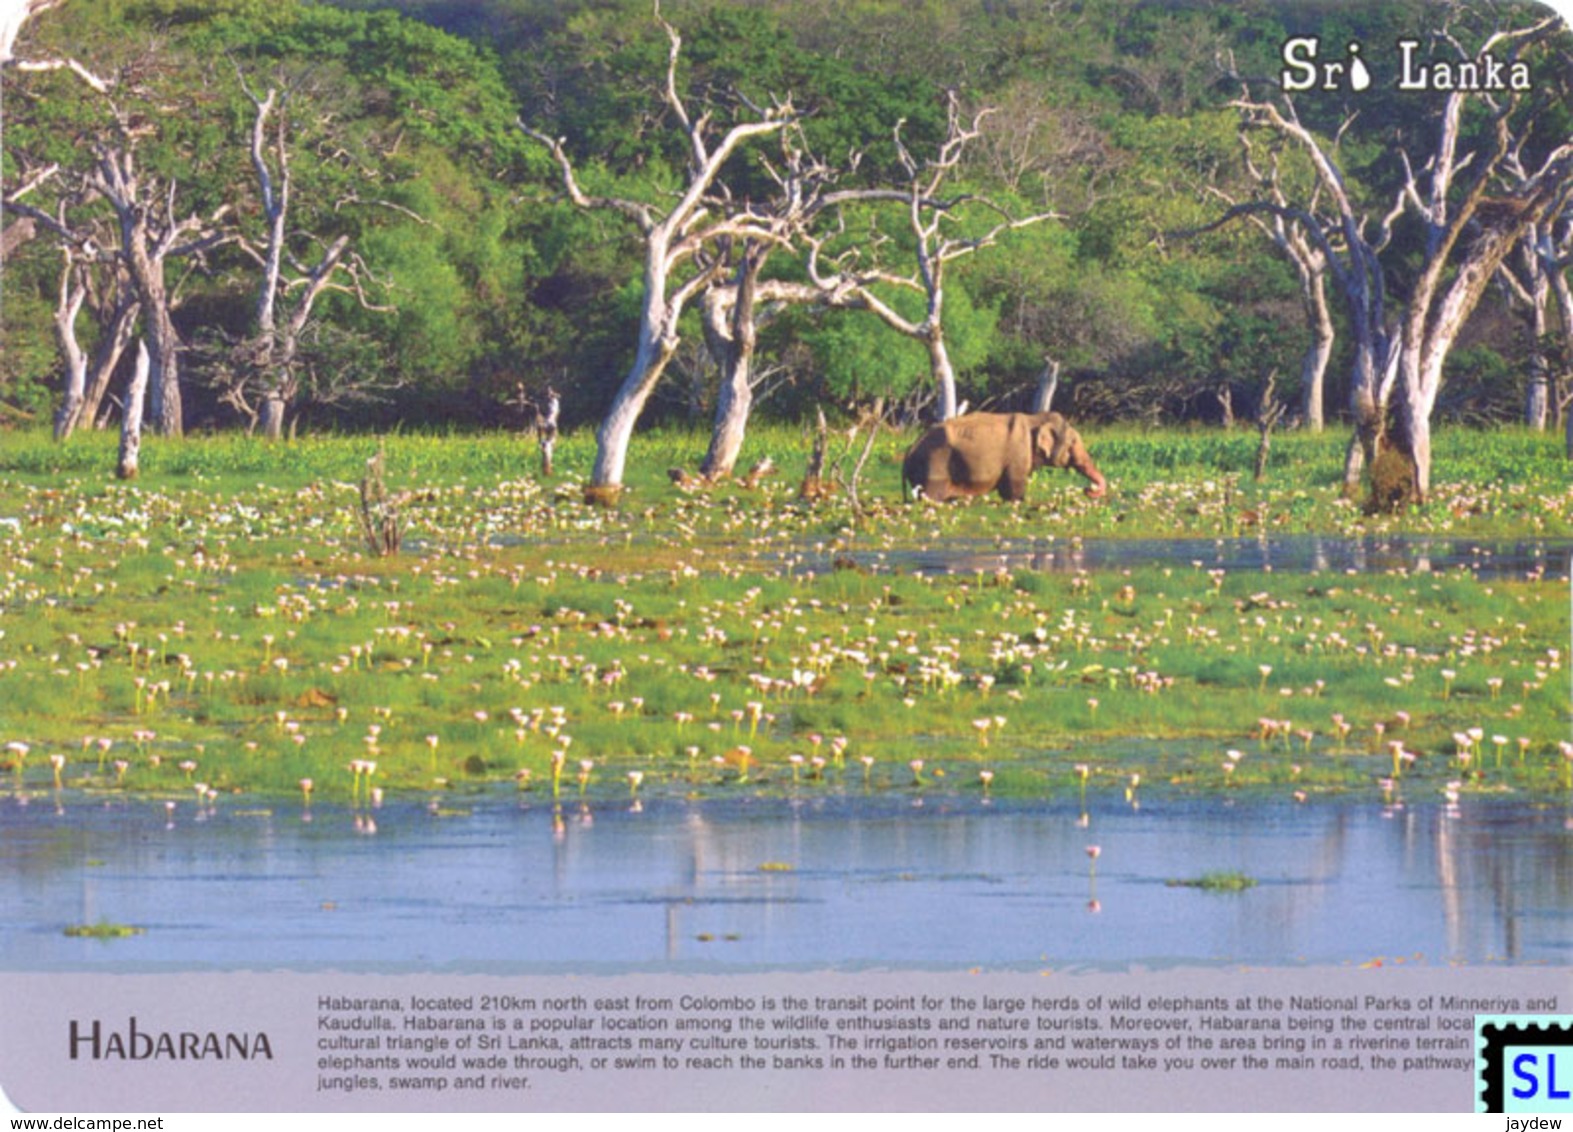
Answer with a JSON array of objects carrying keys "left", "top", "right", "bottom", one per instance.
[
  {"left": 4, "top": 790, "right": 1569, "bottom": 971},
  {"left": 6, "top": 532, "right": 1569, "bottom": 973},
  {"left": 785, "top": 535, "right": 1573, "bottom": 580}
]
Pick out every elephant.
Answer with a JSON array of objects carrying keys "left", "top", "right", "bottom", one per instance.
[{"left": 902, "top": 411, "right": 1106, "bottom": 502}]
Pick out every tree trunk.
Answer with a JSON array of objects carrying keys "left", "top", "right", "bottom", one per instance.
[
  {"left": 1342, "top": 431, "right": 1366, "bottom": 494},
  {"left": 535, "top": 386, "right": 560, "bottom": 477},
  {"left": 592, "top": 343, "right": 676, "bottom": 493},
  {"left": 799, "top": 406, "right": 830, "bottom": 500},
  {"left": 260, "top": 395, "right": 287, "bottom": 441},
  {"left": 929, "top": 332, "right": 958, "bottom": 420},
  {"left": 52, "top": 260, "right": 88, "bottom": 441},
  {"left": 1253, "top": 422, "right": 1273, "bottom": 482},
  {"left": 143, "top": 307, "right": 183, "bottom": 438},
  {"left": 700, "top": 246, "right": 764, "bottom": 480},
  {"left": 1523, "top": 252, "right": 1551, "bottom": 431},
  {"left": 1343, "top": 321, "right": 1391, "bottom": 497},
  {"left": 702, "top": 373, "right": 752, "bottom": 480},
  {"left": 1397, "top": 220, "right": 1523, "bottom": 503},
  {"left": 1254, "top": 372, "right": 1282, "bottom": 482},
  {"left": 79, "top": 294, "right": 139, "bottom": 432},
  {"left": 57, "top": 285, "right": 136, "bottom": 439},
  {"left": 1300, "top": 286, "right": 1334, "bottom": 432},
  {"left": 1031, "top": 358, "right": 1060, "bottom": 414},
  {"left": 121, "top": 233, "right": 183, "bottom": 437},
  {"left": 1397, "top": 394, "right": 1433, "bottom": 504},
  {"left": 55, "top": 392, "right": 85, "bottom": 442},
  {"left": 1526, "top": 367, "right": 1551, "bottom": 431},
  {"left": 591, "top": 280, "right": 681, "bottom": 498},
  {"left": 116, "top": 340, "right": 150, "bottom": 480}
]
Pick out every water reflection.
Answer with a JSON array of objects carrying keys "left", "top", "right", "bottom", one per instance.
[
  {"left": 2, "top": 789, "right": 1569, "bottom": 971},
  {"left": 790, "top": 536, "right": 1573, "bottom": 580}
]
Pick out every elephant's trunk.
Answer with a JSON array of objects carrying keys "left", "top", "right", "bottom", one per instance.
[{"left": 1073, "top": 452, "right": 1107, "bottom": 498}]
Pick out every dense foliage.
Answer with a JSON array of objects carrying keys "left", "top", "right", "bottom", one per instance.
[{"left": 1, "top": 0, "right": 1568, "bottom": 438}]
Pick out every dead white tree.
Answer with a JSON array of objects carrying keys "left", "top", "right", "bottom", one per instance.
[
  {"left": 9, "top": 28, "right": 230, "bottom": 438},
  {"left": 1, "top": 0, "right": 109, "bottom": 324},
  {"left": 519, "top": 9, "right": 793, "bottom": 502},
  {"left": 1031, "top": 355, "right": 1060, "bottom": 413},
  {"left": 697, "top": 240, "right": 770, "bottom": 480},
  {"left": 0, "top": 0, "right": 60, "bottom": 64},
  {"left": 115, "top": 337, "right": 148, "bottom": 479},
  {"left": 5, "top": 5, "right": 237, "bottom": 453},
  {"left": 4, "top": 166, "right": 141, "bottom": 438},
  {"left": 232, "top": 68, "right": 391, "bottom": 439},
  {"left": 1202, "top": 95, "right": 1401, "bottom": 493},
  {"left": 1495, "top": 204, "right": 1568, "bottom": 431},
  {"left": 693, "top": 128, "right": 916, "bottom": 481},
  {"left": 1219, "top": 123, "right": 1339, "bottom": 432},
  {"left": 812, "top": 92, "right": 1057, "bottom": 421},
  {"left": 1546, "top": 218, "right": 1573, "bottom": 456},
  {"left": 1387, "top": 24, "right": 1572, "bottom": 499},
  {"left": 2, "top": 0, "right": 104, "bottom": 85},
  {"left": 1221, "top": 16, "right": 1571, "bottom": 503},
  {"left": 86, "top": 135, "right": 229, "bottom": 438},
  {"left": 1493, "top": 90, "right": 1573, "bottom": 436},
  {"left": 51, "top": 239, "right": 138, "bottom": 438}
]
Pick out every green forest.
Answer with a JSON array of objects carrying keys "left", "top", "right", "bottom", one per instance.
[{"left": 2, "top": 0, "right": 1570, "bottom": 496}]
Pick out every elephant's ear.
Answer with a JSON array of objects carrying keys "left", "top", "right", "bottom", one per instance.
[
  {"left": 1030, "top": 419, "right": 1052, "bottom": 465},
  {"left": 1037, "top": 419, "right": 1073, "bottom": 467}
]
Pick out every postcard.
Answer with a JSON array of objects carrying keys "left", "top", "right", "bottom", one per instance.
[{"left": 1, "top": 0, "right": 1570, "bottom": 1115}]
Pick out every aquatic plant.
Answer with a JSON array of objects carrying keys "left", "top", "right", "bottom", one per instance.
[
  {"left": 0, "top": 427, "right": 1565, "bottom": 809},
  {"left": 63, "top": 921, "right": 145, "bottom": 939},
  {"left": 1165, "top": 872, "right": 1257, "bottom": 892}
]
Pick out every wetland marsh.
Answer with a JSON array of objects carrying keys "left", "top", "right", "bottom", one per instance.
[{"left": 1, "top": 426, "right": 1569, "bottom": 968}]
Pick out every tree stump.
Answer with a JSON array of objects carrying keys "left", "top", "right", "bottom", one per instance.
[
  {"left": 1365, "top": 441, "right": 1419, "bottom": 515},
  {"left": 1253, "top": 371, "right": 1284, "bottom": 483},
  {"left": 356, "top": 444, "right": 404, "bottom": 556},
  {"left": 740, "top": 457, "right": 774, "bottom": 489},
  {"left": 583, "top": 483, "right": 623, "bottom": 508},
  {"left": 798, "top": 407, "right": 832, "bottom": 501},
  {"left": 536, "top": 385, "right": 560, "bottom": 478}
]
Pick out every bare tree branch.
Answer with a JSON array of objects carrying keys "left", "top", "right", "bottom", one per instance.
[
  {"left": 1210, "top": 20, "right": 1573, "bottom": 501},
  {"left": 517, "top": 3, "right": 795, "bottom": 496}
]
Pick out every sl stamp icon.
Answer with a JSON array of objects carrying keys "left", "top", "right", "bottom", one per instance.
[{"left": 1477, "top": 1016, "right": 1573, "bottom": 1114}]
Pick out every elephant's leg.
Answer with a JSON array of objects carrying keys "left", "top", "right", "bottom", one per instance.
[
  {"left": 921, "top": 475, "right": 957, "bottom": 502},
  {"left": 998, "top": 448, "right": 1031, "bottom": 501},
  {"left": 906, "top": 455, "right": 949, "bottom": 501}
]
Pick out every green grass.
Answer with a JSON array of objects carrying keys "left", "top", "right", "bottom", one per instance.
[
  {"left": 1165, "top": 872, "right": 1258, "bottom": 892},
  {"left": 2, "top": 422, "right": 1567, "bottom": 538},
  {"left": 0, "top": 423, "right": 1567, "bottom": 808},
  {"left": 63, "top": 921, "right": 146, "bottom": 939}
]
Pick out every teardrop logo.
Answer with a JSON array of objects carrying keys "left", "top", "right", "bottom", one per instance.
[{"left": 1348, "top": 43, "right": 1371, "bottom": 92}]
